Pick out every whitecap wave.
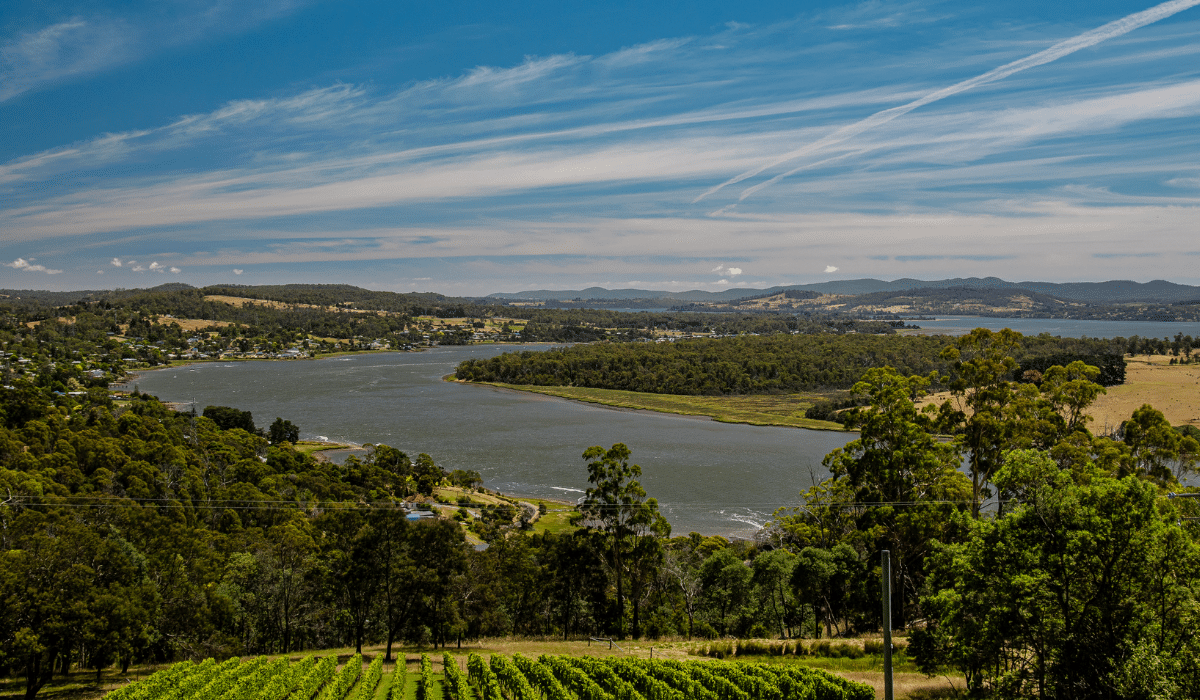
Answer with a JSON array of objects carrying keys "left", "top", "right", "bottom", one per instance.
[
  {"left": 550, "top": 487, "right": 586, "bottom": 494},
  {"left": 728, "top": 513, "right": 765, "bottom": 529}
]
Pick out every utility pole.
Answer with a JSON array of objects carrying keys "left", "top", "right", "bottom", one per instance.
[{"left": 882, "top": 550, "right": 894, "bottom": 700}]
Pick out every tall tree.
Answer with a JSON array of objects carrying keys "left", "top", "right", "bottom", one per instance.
[
  {"left": 939, "top": 328, "right": 1023, "bottom": 517},
  {"left": 820, "top": 367, "right": 971, "bottom": 628},
  {"left": 317, "top": 508, "right": 382, "bottom": 654},
  {"left": 578, "top": 443, "right": 667, "bottom": 639}
]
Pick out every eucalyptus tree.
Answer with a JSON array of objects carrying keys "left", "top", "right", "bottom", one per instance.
[
  {"left": 822, "top": 367, "right": 972, "bottom": 628},
  {"left": 938, "top": 328, "right": 1023, "bottom": 518},
  {"left": 578, "top": 443, "right": 668, "bottom": 639}
]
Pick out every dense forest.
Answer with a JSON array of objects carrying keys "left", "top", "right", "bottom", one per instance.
[{"left": 455, "top": 333, "right": 1128, "bottom": 396}]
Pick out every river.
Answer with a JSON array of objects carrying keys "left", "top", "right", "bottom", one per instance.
[
  {"left": 130, "top": 346, "right": 854, "bottom": 537},
  {"left": 906, "top": 315, "right": 1200, "bottom": 339},
  {"left": 129, "top": 316, "right": 1198, "bottom": 536}
]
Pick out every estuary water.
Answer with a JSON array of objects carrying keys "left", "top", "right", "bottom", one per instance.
[
  {"left": 906, "top": 315, "right": 1200, "bottom": 339},
  {"left": 130, "top": 346, "right": 854, "bottom": 537},
  {"left": 128, "top": 316, "right": 1195, "bottom": 535}
]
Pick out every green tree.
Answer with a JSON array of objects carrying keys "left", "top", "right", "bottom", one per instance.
[
  {"left": 939, "top": 328, "right": 1023, "bottom": 517},
  {"left": 578, "top": 443, "right": 667, "bottom": 639},
  {"left": 317, "top": 508, "right": 382, "bottom": 654},
  {"left": 1122, "top": 404, "right": 1200, "bottom": 484},
  {"left": 202, "top": 405, "right": 258, "bottom": 434},
  {"left": 699, "top": 547, "right": 752, "bottom": 636},
  {"left": 914, "top": 449, "right": 1200, "bottom": 698},
  {"left": 818, "top": 367, "right": 971, "bottom": 628},
  {"left": 267, "top": 417, "right": 300, "bottom": 444},
  {"left": 751, "top": 549, "right": 796, "bottom": 638}
]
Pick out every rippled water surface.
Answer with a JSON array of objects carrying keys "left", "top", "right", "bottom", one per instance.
[
  {"left": 131, "top": 346, "right": 854, "bottom": 536},
  {"left": 908, "top": 316, "right": 1200, "bottom": 339}
]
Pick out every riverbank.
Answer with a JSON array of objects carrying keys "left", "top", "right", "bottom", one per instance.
[{"left": 452, "top": 379, "right": 847, "bottom": 431}]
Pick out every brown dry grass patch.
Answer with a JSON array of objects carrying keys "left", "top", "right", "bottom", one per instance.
[
  {"left": 204, "top": 294, "right": 320, "bottom": 310},
  {"left": 1089, "top": 355, "right": 1200, "bottom": 430},
  {"left": 917, "top": 354, "right": 1200, "bottom": 430},
  {"left": 166, "top": 318, "right": 239, "bottom": 331}
]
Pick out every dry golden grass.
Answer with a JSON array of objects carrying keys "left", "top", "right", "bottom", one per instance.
[
  {"left": 839, "top": 671, "right": 964, "bottom": 700},
  {"left": 1089, "top": 355, "right": 1200, "bottom": 430},
  {"left": 917, "top": 354, "right": 1200, "bottom": 430},
  {"left": 165, "top": 318, "right": 240, "bottom": 331},
  {"left": 205, "top": 294, "right": 324, "bottom": 310}
]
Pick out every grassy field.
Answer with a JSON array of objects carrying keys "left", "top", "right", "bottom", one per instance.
[
  {"left": 294, "top": 439, "right": 358, "bottom": 456},
  {"left": 918, "top": 354, "right": 1200, "bottom": 432},
  {"left": 432, "top": 486, "right": 579, "bottom": 536},
  {"left": 470, "top": 382, "right": 847, "bottom": 431},
  {"left": 1087, "top": 354, "right": 1200, "bottom": 430}
]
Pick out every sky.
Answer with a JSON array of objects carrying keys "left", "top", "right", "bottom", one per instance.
[{"left": 2, "top": 0, "right": 1200, "bottom": 296}]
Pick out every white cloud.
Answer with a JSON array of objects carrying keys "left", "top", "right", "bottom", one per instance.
[
  {"left": 6, "top": 257, "right": 62, "bottom": 274},
  {"left": 110, "top": 257, "right": 122, "bottom": 266},
  {"left": 699, "top": 0, "right": 1200, "bottom": 202},
  {"left": 169, "top": 266, "right": 181, "bottom": 273},
  {"left": 825, "top": 265, "right": 839, "bottom": 273},
  {"left": 149, "top": 261, "right": 163, "bottom": 271},
  {"left": 233, "top": 269, "right": 243, "bottom": 275},
  {"left": 0, "top": 2, "right": 316, "bottom": 102},
  {"left": 726, "top": 267, "right": 743, "bottom": 276},
  {"left": 131, "top": 265, "right": 145, "bottom": 271}
]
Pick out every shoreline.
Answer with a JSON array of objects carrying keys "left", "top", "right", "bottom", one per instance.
[
  {"left": 114, "top": 342, "right": 572, "bottom": 388},
  {"left": 448, "top": 376, "right": 849, "bottom": 432}
]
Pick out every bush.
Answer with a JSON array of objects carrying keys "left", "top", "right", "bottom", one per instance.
[{"left": 737, "top": 639, "right": 771, "bottom": 656}]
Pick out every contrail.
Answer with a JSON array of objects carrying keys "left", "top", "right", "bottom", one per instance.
[{"left": 694, "top": 0, "right": 1200, "bottom": 203}]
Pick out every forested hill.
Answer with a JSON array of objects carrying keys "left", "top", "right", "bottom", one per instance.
[{"left": 455, "top": 333, "right": 1128, "bottom": 395}]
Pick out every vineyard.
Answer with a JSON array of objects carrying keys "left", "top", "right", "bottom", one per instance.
[{"left": 104, "top": 652, "right": 873, "bottom": 700}]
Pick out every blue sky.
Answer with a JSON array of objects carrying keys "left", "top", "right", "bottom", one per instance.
[{"left": 3, "top": 0, "right": 1199, "bottom": 295}]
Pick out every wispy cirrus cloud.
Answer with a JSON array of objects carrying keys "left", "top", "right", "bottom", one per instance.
[
  {"left": 698, "top": 0, "right": 1200, "bottom": 203},
  {"left": 0, "top": 1, "right": 314, "bottom": 102},
  {"left": 3, "top": 3, "right": 1200, "bottom": 290}
]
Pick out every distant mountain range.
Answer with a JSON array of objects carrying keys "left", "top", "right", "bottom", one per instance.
[{"left": 487, "top": 278, "right": 1200, "bottom": 305}]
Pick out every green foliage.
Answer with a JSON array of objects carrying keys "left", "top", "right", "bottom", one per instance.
[
  {"left": 468, "top": 654, "right": 503, "bottom": 700},
  {"left": 915, "top": 449, "right": 1200, "bottom": 697},
  {"left": 538, "top": 654, "right": 614, "bottom": 700},
  {"left": 268, "top": 417, "right": 300, "bottom": 444},
  {"left": 202, "top": 405, "right": 258, "bottom": 434},
  {"left": 417, "top": 655, "right": 434, "bottom": 700},
  {"left": 441, "top": 653, "right": 470, "bottom": 700},
  {"left": 349, "top": 654, "right": 384, "bottom": 700},
  {"left": 580, "top": 443, "right": 670, "bottom": 638},
  {"left": 456, "top": 333, "right": 1126, "bottom": 396},
  {"left": 316, "top": 653, "right": 360, "bottom": 700},
  {"left": 385, "top": 656, "right": 407, "bottom": 700},
  {"left": 489, "top": 654, "right": 540, "bottom": 700}
]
